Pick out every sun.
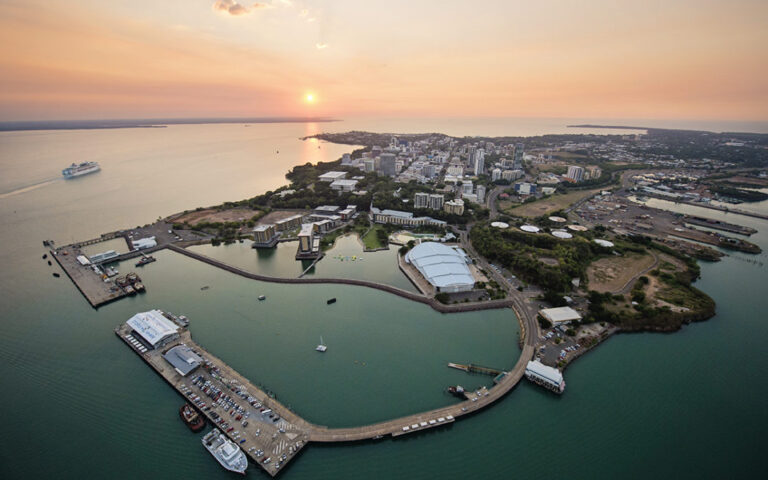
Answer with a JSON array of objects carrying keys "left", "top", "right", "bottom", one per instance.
[{"left": 304, "top": 93, "right": 315, "bottom": 103}]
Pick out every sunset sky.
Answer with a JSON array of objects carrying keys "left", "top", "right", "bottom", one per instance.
[{"left": 1, "top": 0, "right": 766, "bottom": 121}]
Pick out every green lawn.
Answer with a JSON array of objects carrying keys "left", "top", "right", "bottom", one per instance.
[{"left": 361, "top": 225, "right": 387, "bottom": 249}]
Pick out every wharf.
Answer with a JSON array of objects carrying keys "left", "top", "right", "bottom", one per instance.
[
  {"left": 51, "top": 246, "right": 131, "bottom": 307},
  {"left": 683, "top": 215, "right": 758, "bottom": 235},
  {"left": 117, "top": 321, "right": 537, "bottom": 473},
  {"left": 116, "top": 326, "right": 311, "bottom": 477}
]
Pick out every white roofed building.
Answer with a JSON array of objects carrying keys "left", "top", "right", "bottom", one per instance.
[
  {"left": 126, "top": 310, "right": 179, "bottom": 349},
  {"left": 405, "top": 242, "right": 475, "bottom": 293},
  {"left": 539, "top": 306, "right": 582, "bottom": 325}
]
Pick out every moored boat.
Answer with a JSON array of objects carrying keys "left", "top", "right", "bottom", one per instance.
[
  {"left": 447, "top": 385, "right": 465, "bottom": 398},
  {"left": 326, "top": 298, "right": 337, "bottom": 304},
  {"left": 202, "top": 428, "right": 248, "bottom": 474},
  {"left": 180, "top": 404, "right": 206, "bottom": 432},
  {"left": 135, "top": 255, "right": 156, "bottom": 267}
]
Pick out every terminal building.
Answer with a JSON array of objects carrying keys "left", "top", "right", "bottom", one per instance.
[
  {"left": 162, "top": 344, "right": 203, "bottom": 377},
  {"left": 525, "top": 360, "right": 565, "bottom": 393},
  {"left": 126, "top": 310, "right": 180, "bottom": 350},
  {"left": 405, "top": 242, "right": 475, "bottom": 293}
]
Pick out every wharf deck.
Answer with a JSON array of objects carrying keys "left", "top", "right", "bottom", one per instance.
[
  {"left": 51, "top": 246, "right": 130, "bottom": 307},
  {"left": 116, "top": 327, "right": 311, "bottom": 477},
  {"left": 117, "top": 322, "right": 535, "bottom": 473}
]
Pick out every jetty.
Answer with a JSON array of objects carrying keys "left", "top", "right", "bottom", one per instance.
[{"left": 116, "top": 303, "right": 538, "bottom": 475}]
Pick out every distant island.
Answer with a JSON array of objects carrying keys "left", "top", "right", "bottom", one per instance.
[{"left": 0, "top": 117, "right": 340, "bottom": 132}]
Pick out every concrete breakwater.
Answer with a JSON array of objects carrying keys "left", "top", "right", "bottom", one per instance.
[{"left": 168, "top": 244, "right": 516, "bottom": 314}]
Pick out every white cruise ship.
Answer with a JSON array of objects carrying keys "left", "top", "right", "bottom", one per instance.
[
  {"left": 62, "top": 161, "right": 100, "bottom": 178},
  {"left": 202, "top": 429, "right": 248, "bottom": 474}
]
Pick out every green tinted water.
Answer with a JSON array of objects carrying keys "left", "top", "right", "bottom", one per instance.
[{"left": 1, "top": 124, "right": 766, "bottom": 479}]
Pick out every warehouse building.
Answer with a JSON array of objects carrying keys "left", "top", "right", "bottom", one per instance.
[
  {"left": 163, "top": 344, "right": 203, "bottom": 376},
  {"left": 539, "top": 306, "right": 582, "bottom": 325},
  {"left": 405, "top": 242, "right": 475, "bottom": 293},
  {"left": 126, "top": 310, "right": 179, "bottom": 349}
]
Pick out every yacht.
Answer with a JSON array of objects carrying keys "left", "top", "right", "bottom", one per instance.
[{"left": 316, "top": 336, "right": 327, "bottom": 352}]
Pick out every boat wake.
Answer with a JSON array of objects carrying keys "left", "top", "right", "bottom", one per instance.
[{"left": 0, "top": 178, "right": 61, "bottom": 199}]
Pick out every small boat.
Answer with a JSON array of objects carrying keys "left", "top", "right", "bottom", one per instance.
[
  {"left": 326, "top": 298, "right": 337, "bottom": 305},
  {"left": 135, "top": 255, "right": 156, "bottom": 267},
  {"left": 180, "top": 404, "right": 206, "bottom": 432},
  {"left": 42, "top": 254, "right": 48, "bottom": 259},
  {"left": 47, "top": 260, "right": 52, "bottom": 266},
  {"left": 316, "top": 336, "right": 327, "bottom": 352},
  {"left": 201, "top": 286, "right": 210, "bottom": 291},
  {"left": 258, "top": 295, "right": 266, "bottom": 301},
  {"left": 52, "top": 272, "right": 60, "bottom": 278},
  {"left": 447, "top": 385, "right": 465, "bottom": 398}
]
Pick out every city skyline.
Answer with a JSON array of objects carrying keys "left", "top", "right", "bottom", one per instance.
[{"left": 0, "top": 0, "right": 766, "bottom": 121}]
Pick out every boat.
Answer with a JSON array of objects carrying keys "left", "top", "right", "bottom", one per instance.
[
  {"left": 47, "top": 260, "right": 52, "bottom": 266},
  {"left": 202, "top": 428, "right": 248, "bottom": 475},
  {"left": 201, "top": 286, "right": 210, "bottom": 291},
  {"left": 447, "top": 385, "right": 465, "bottom": 398},
  {"left": 326, "top": 298, "right": 337, "bottom": 305},
  {"left": 258, "top": 295, "right": 266, "bottom": 301},
  {"left": 52, "top": 272, "right": 60, "bottom": 278},
  {"left": 316, "top": 336, "right": 327, "bottom": 352},
  {"left": 135, "top": 255, "right": 156, "bottom": 267},
  {"left": 42, "top": 254, "right": 47, "bottom": 259},
  {"left": 62, "top": 161, "right": 100, "bottom": 179},
  {"left": 180, "top": 404, "right": 206, "bottom": 432},
  {"left": 105, "top": 267, "right": 118, "bottom": 277}
]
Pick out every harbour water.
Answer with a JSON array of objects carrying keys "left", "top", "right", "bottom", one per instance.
[{"left": 0, "top": 121, "right": 766, "bottom": 478}]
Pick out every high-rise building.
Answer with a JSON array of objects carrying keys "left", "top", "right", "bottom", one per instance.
[
  {"left": 502, "top": 169, "right": 523, "bottom": 181},
  {"left": 423, "top": 164, "right": 436, "bottom": 178},
  {"left": 414, "top": 192, "right": 429, "bottom": 209},
  {"left": 363, "top": 158, "right": 375, "bottom": 173},
  {"left": 428, "top": 194, "right": 444, "bottom": 210},
  {"left": 473, "top": 149, "right": 485, "bottom": 176},
  {"left": 379, "top": 153, "right": 397, "bottom": 177},
  {"left": 566, "top": 165, "right": 584, "bottom": 182},
  {"left": 585, "top": 165, "right": 602, "bottom": 180},
  {"left": 491, "top": 168, "right": 502, "bottom": 182},
  {"left": 476, "top": 184, "right": 486, "bottom": 203},
  {"left": 462, "top": 181, "right": 474, "bottom": 195},
  {"left": 513, "top": 143, "right": 525, "bottom": 169}
]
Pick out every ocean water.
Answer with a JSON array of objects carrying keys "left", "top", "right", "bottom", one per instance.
[{"left": 0, "top": 121, "right": 766, "bottom": 479}]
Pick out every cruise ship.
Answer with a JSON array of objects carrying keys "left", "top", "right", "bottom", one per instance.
[
  {"left": 202, "top": 429, "right": 248, "bottom": 474},
  {"left": 62, "top": 161, "right": 100, "bottom": 178}
]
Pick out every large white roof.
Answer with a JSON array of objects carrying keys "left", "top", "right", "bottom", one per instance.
[
  {"left": 405, "top": 242, "right": 474, "bottom": 289},
  {"left": 526, "top": 360, "right": 564, "bottom": 386},
  {"left": 540, "top": 306, "right": 582, "bottom": 324},
  {"left": 127, "top": 310, "right": 179, "bottom": 346}
]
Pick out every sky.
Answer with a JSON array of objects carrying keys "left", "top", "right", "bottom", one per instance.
[{"left": 0, "top": 0, "right": 766, "bottom": 122}]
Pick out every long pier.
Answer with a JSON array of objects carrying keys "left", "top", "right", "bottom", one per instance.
[{"left": 117, "top": 323, "right": 535, "bottom": 474}]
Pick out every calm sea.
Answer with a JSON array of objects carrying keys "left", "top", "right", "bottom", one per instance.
[{"left": 0, "top": 120, "right": 766, "bottom": 479}]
